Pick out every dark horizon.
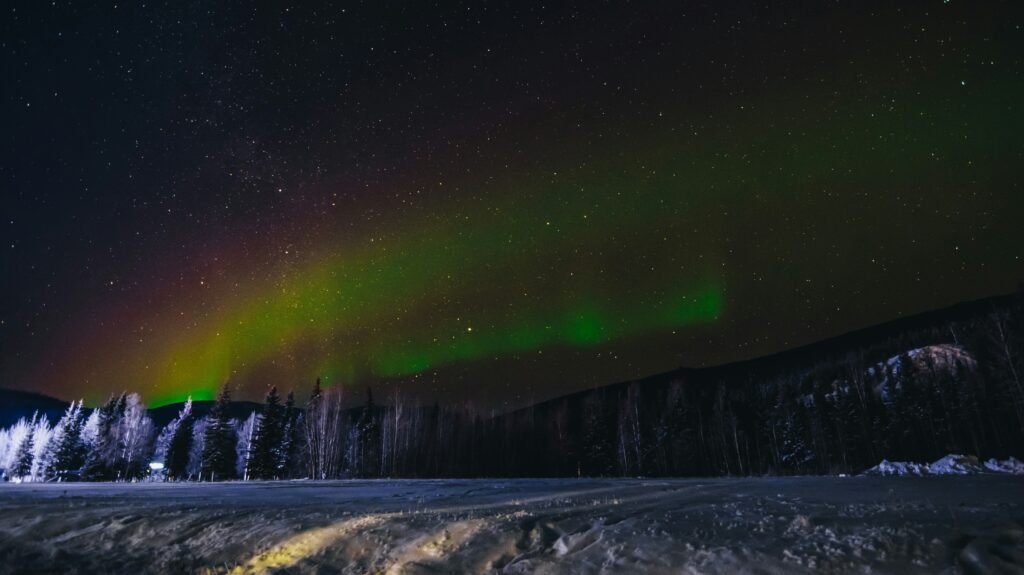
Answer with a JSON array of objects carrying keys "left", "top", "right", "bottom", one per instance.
[
  {"left": 4, "top": 288, "right": 1020, "bottom": 412},
  {"left": 2, "top": 287, "right": 1022, "bottom": 482}
]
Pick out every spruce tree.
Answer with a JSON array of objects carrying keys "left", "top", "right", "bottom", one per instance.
[
  {"left": 310, "top": 378, "right": 323, "bottom": 403},
  {"left": 200, "top": 386, "right": 238, "bottom": 481},
  {"left": 247, "top": 386, "right": 284, "bottom": 480},
  {"left": 165, "top": 400, "right": 194, "bottom": 480},
  {"left": 46, "top": 401, "right": 86, "bottom": 481},
  {"left": 356, "top": 388, "right": 381, "bottom": 477},
  {"left": 278, "top": 391, "right": 300, "bottom": 478},
  {"left": 82, "top": 394, "right": 121, "bottom": 481},
  {"left": 11, "top": 414, "right": 38, "bottom": 481},
  {"left": 581, "top": 394, "right": 614, "bottom": 476}
]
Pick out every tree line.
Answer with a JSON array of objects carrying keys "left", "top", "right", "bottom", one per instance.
[{"left": 1, "top": 294, "right": 1022, "bottom": 482}]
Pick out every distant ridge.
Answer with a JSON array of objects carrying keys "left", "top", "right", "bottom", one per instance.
[
  {"left": 524, "top": 291, "right": 1021, "bottom": 409},
  {"left": 0, "top": 390, "right": 263, "bottom": 429},
  {"left": 0, "top": 389, "right": 68, "bottom": 428},
  {"left": 148, "top": 400, "right": 263, "bottom": 428},
  {"left": 2, "top": 291, "right": 1019, "bottom": 429},
  {"left": 465, "top": 290, "right": 1024, "bottom": 477}
]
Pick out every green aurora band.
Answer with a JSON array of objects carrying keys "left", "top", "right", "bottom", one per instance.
[
  {"left": 71, "top": 68, "right": 1023, "bottom": 407},
  {"left": 146, "top": 198, "right": 726, "bottom": 405}
]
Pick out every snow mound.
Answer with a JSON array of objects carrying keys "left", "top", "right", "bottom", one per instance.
[
  {"left": 864, "top": 454, "right": 1024, "bottom": 476},
  {"left": 928, "top": 454, "right": 983, "bottom": 475},
  {"left": 984, "top": 456, "right": 1024, "bottom": 475},
  {"left": 863, "top": 459, "right": 931, "bottom": 476}
]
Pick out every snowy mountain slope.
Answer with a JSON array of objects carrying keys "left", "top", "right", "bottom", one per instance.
[
  {"left": 475, "top": 294, "right": 1023, "bottom": 478},
  {"left": 863, "top": 344, "right": 977, "bottom": 402}
]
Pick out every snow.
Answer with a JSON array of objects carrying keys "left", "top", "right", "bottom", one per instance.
[
  {"left": 984, "top": 457, "right": 1024, "bottom": 475},
  {"left": 862, "top": 459, "right": 932, "bottom": 476},
  {"left": 865, "top": 344, "right": 976, "bottom": 403},
  {"left": 863, "top": 454, "right": 1024, "bottom": 476},
  {"left": 927, "top": 454, "right": 984, "bottom": 475},
  {"left": 1, "top": 476, "right": 1022, "bottom": 574}
]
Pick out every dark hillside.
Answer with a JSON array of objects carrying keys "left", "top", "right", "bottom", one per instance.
[{"left": 0, "top": 390, "right": 68, "bottom": 428}]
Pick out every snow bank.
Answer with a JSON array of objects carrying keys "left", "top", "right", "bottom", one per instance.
[
  {"left": 864, "top": 454, "right": 1022, "bottom": 476},
  {"left": 984, "top": 456, "right": 1024, "bottom": 475},
  {"left": 863, "top": 459, "right": 931, "bottom": 476},
  {"left": 928, "top": 454, "right": 984, "bottom": 475}
]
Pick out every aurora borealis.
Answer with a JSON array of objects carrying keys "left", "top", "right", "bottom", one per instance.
[{"left": 3, "top": 1, "right": 1023, "bottom": 407}]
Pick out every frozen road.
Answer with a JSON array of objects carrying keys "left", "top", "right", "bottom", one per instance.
[{"left": 1, "top": 476, "right": 1022, "bottom": 574}]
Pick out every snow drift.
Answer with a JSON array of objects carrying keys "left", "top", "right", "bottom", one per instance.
[{"left": 864, "top": 454, "right": 1024, "bottom": 476}]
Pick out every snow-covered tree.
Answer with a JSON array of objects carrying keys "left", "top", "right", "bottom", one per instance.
[
  {"left": 19, "top": 414, "right": 55, "bottom": 482},
  {"left": 118, "top": 393, "right": 155, "bottom": 480},
  {"left": 0, "top": 427, "right": 11, "bottom": 479},
  {"left": 44, "top": 400, "right": 87, "bottom": 481},
  {"left": 200, "top": 387, "right": 237, "bottom": 481},
  {"left": 305, "top": 379, "right": 346, "bottom": 479},
  {"left": 278, "top": 391, "right": 302, "bottom": 478},
  {"left": 78, "top": 393, "right": 154, "bottom": 481},
  {"left": 153, "top": 423, "right": 174, "bottom": 467},
  {"left": 581, "top": 392, "right": 614, "bottom": 476},
  {"left": 235, "top": 412, "right": 256, "bottom": 479},
  {"left": 0, "top": 417, "right": 33, "bottom": 477},
  {"left": 247, "top": 386, "right": 285, "bottom": 480},
  {"left": 153, "top": 406, "right": 182, "bottom": 466},
  {"left": 162, "top": 399, "right": 194, "bottom": 480},
  {"left": 187, "top": 417, "right": 208, "bottom": 480},
  {"left": 82, "top": 393, "right": 126, "bottom": 481},
  {"left": 80, "top": 408, "right": 101, "bottom": 452},
  {"left": 0, "top": 413, "right": 55, "bottom": 481},
  {"left": 778, "top": 397, "right": 815, "bottom": 471},
  {"left": 380, "top": 389, "right": 408, "bottom": 477},
  {"left": 11, "top": 414, "right": 40, "bottom": 481},
  {"left": 348, "top": 388, "right": 380, "bottom": 478}
]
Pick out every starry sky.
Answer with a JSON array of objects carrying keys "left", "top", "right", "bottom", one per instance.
[{"left": 2, "top": 1, "right": 1023, "bottom": 408}]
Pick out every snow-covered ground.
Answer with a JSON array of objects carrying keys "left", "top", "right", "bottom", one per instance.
[{"left": 1, "top": 477, "right": 1022, "bottom": 574}]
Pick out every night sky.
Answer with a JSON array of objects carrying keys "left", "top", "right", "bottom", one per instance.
[{"left": 2, "top": 1, "right": 1022, "bottom": 408}]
